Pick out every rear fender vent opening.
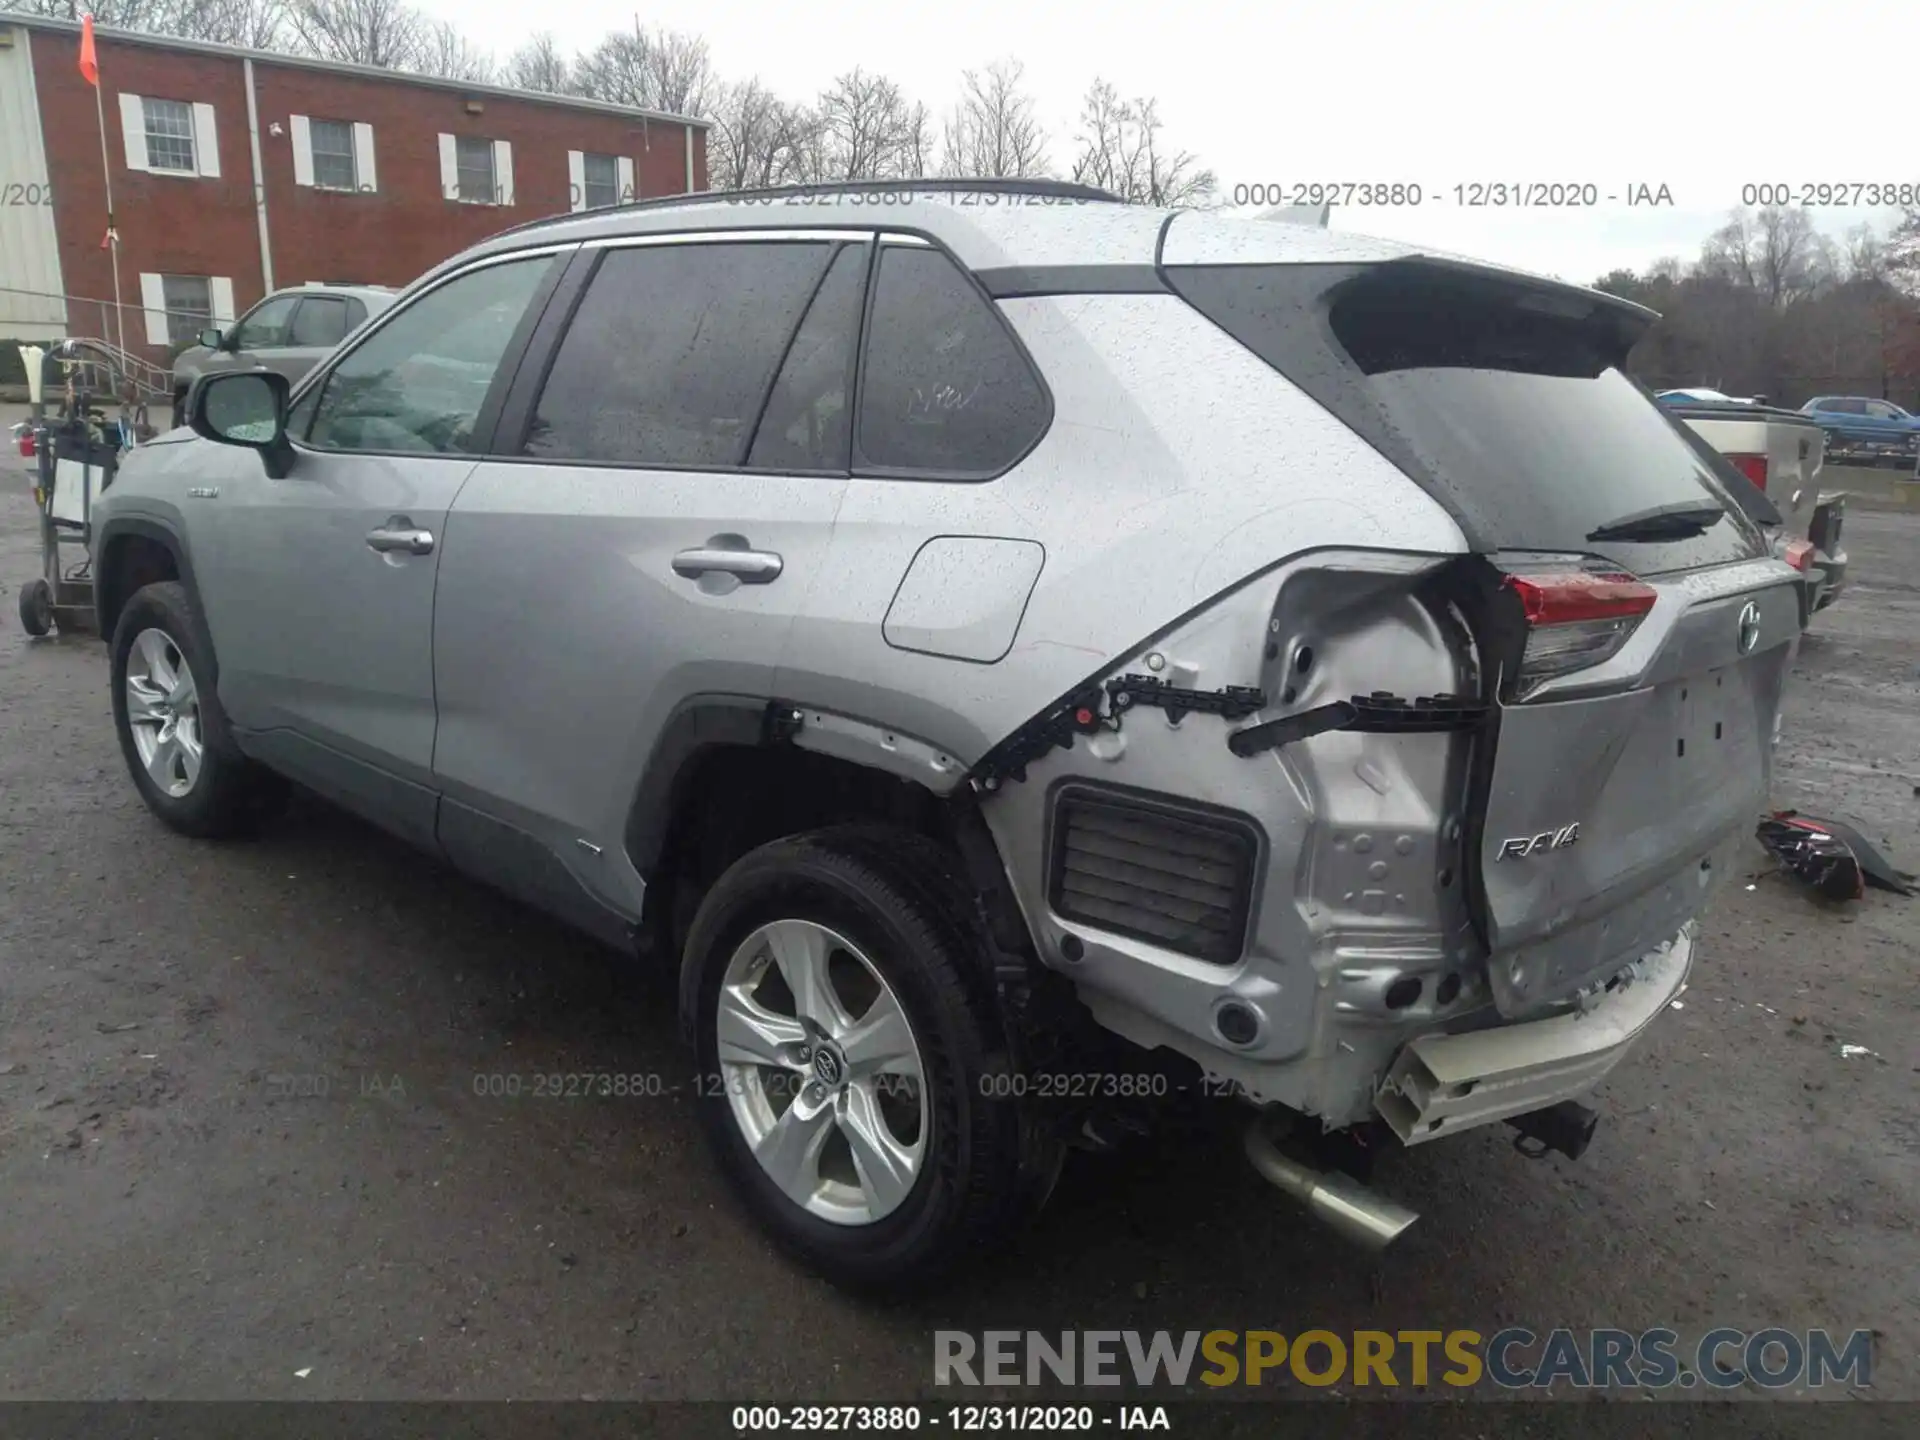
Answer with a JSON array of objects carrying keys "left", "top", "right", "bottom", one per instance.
[{"left": 1045, "top": 783, "right": 1262, "bottom": 965}]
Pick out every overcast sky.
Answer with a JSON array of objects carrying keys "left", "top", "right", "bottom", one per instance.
[{"left": 418, "top": 0, "right": 1910, "bottom": 284}]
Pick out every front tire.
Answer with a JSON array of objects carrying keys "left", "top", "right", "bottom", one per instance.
[
  {"left": 109, "top": 581, "right": 285, "bottom": 837},
  {"left": 684, "top": 827, "right": 1045, "bottom": 1290}
]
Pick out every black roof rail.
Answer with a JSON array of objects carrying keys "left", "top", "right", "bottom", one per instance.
[{"left": 479, "top": 177, "right": 1128, "bottom": 245}]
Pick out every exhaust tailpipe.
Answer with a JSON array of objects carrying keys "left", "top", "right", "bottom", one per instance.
[{"left": 1243, "top": 1118, "right": 1419, "bottom": 1251}]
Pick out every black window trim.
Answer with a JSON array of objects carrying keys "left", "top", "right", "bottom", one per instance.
[
  {"left": 288, "top": 244, "right": 576, "bottom": 461},
  {"left": 282, "top": 223, "right": 1057, "bottom": 480},
  {"left": 475, "top": 223, "right": 1053, "bottom": 484}
]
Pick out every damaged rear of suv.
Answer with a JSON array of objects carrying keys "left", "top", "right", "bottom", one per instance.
[
  {"left": 971, "top": 243, "right": 1799, "bottom": 1249},
  {"left": 96, "top": 183, "right": 1799, "bottom": 1290}
]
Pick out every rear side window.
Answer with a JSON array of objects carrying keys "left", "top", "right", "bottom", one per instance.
[
  {"left": 289, "top": 296, "right": 350, "bottom": 348},
  {"left": 524, "top": 241, "right": 834, "bottom": 468},
  {"left": 856, "top": 244, "right": 1049, "bottom": 478},
  {"left": 747, "top": 242, "right": 869, "bottom": 472},
  {"left": 1169, "top": 261, "right": 1766, "bottom": 575}
]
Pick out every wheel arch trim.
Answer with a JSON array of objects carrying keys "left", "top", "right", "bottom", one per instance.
[{"left": 93, "top": 515, "right": 203, "bottom": 647}]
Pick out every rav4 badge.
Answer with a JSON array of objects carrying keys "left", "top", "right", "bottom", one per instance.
[{"left": 1497, "top": 824, "right": 1581, "bottom": 860}]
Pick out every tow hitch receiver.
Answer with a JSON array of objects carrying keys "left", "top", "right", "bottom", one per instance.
[{"left": 1505, "top": 1100, "right": 1600, "bottom": 1161}]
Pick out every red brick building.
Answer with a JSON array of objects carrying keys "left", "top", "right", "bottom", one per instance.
[{"left": 0, "top": 12, "right": 708, "bottom": 361}]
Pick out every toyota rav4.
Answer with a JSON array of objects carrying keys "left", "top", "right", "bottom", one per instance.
[{"left": 89, "top": 179, "right": 1801, "bottom": 1289}]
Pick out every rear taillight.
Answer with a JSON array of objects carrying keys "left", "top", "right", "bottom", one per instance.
[
  {"left": 1781, "top": 539, "right": 1815, "bottom": 572},
  {"left": 1725, "top": 453, "right": 1769, "bottom": 491},
  {"left": 1504, "top": 570, "right": 1658, "bottom": 692}
]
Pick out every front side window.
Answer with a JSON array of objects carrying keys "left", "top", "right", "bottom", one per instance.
[
  {"left": 582, "top": 153, "right": 619, "bottom": 210},
  {"left": 161, "top": 275, "right": 212, "bottom": 347},
  {"left": 230, "top": 294, "right": 300, "bottom": 350},
  {"left": 143, "top": 98, "right": 196, "bottom": 173},
  {"left": 309, "top": 119, "right": 356, "bottom": 190},
  {"left": 456, "top": 136, "right": 496, "bottom": 204},
  {"left": 289, "top": 296, "right": 350, "bottom": 348},
  {"left": 523, "top": 242, "right": 835, "bottom": 469},
  {"left": 856, "top": 244, "right": 1050, "bottom": 477},
  {"left": 306, "top": 255, "right": 554, "bottom": 455}
]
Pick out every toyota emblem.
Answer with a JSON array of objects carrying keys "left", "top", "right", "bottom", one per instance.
[
  {"left": 811, "top": 1048, "right": 843, "bottom": 1087},
  {"left": 1737, "top": 600, "right": 1761, "bottom": 655}
]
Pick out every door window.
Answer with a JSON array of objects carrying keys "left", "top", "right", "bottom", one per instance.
[
  {"left": 230, "top": 294, "right": 300, "bottom": 350},
  {"left": 522, "top": 241, "right": 835, "bottom": 469},
  {"left": 305, "top": 255, "right": 555, "bottom": 455},
  {"left": 747, "top": 243, "right": 870, "bottom": 472}
]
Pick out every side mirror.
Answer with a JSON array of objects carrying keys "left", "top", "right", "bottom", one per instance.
[
  {"left": 188, "top": 370, "right": 295, "bottom": 478},
  {"left": 199, "top": 327, "right": 225, "bottom": 350}
]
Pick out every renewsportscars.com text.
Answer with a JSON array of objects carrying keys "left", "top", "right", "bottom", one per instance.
[{"left": 933, "top": 1328, "right": 1873, "bottom": 1391}]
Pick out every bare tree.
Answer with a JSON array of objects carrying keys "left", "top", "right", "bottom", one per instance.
[
  {"left": 286, "top": 0, "right": 425, "bottom": 69},
  {"left": 709, "top": 77, "right": 818, "bottom": 191},
  {"left": 1068, "top": 79, "right": 1213, "bottom": 206},
  {"left": 416, "top": 17, "right": 494, "bottom": 82},
  {"left": 1840, "top": 223, "right": 1888, "bottom": 284},
  {"left": 573, "top": 22, "right": 714, "bottom": 116},
  {"left": 811, "top": 68, "right": 927, "bottom": 181},
  {"left": 16, "top": 0, "right": 281, "bottom": 38},
  {"left": 14, "top": 0, "right": 167, "bottom": 26},
  {"left": 940, "top": 59, "right": 1048, "bottom": 179},
  {"left": 1887, "top": 206, "right": 1920, "bottom": 297},
  {"left": 1701, "top": 207, "right": 1833, "bottom": 307},
  {"left": 503, "top": 32, "right": 573, "bottom": 94}
]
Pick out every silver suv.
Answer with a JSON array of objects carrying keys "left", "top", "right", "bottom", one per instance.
[
  {"left": 91, "top": 180, "right": 1801, "bottom": 1289},
  {"left": 169, "top": 282, "right": 395, "bottom": 428}
]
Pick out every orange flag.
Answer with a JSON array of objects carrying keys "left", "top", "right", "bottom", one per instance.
[{"left": 78, "top": 14, "right": 99, "bottom": 87}]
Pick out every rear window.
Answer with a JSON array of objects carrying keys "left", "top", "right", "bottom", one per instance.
[{"left": 1168, "top": 261, "right": 1767, "bottom": 575}]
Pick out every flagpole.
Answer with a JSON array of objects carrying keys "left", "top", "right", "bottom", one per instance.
[{"left": 85, "top": 20, "right": 128, "bottom": 365}]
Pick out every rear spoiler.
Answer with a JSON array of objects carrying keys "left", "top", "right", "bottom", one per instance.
[{"left": 1256, "top": 202, "right": 1332, "bottom": 228}]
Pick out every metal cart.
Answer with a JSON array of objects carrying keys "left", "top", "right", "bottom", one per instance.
[{"left": 14, "top": 338, "right": 169, "bottom": 637}]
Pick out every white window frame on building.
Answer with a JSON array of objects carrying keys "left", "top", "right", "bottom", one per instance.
[
  {"left": 290, "top": 115, "right": 378, "bottom": 193},
  {"left": 439, "top": 133, "right": 514, "bottom": 206},
  {"left": 139, "top": 273, "right": 234, "bottom": 348},
  {"left": 119, "top": 94, "right": 220, "bottom": 179},
  {"left": 567, "top": 151, "right": 635, "bottom": 212}
]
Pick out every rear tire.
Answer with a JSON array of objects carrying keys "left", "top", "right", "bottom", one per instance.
[
  {"left": 109, "top": 580, "right": 286, "bottom": 837},
  {"left": 684, "top": 825, "right": 1049, "bottom": 1291}
]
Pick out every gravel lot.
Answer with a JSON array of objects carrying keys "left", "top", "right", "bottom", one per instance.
[{"left": 1, "top": 449, "right": 1915, "bottom": 1405}]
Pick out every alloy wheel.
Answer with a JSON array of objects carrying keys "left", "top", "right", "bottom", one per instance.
[
  {"left": 125, "top": 628, "right": 204, "bottom": 798},
  {"left": 715, "top": 918, "right": 928, "bottom": 1226}
]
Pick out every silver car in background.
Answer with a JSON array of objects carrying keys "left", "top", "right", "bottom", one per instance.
[
  {"left": 169, "top": 282, "right": 395, "bottom": 427},
  {"left": 92, "top": 180, "right": 1802, "bottom": 1290}
]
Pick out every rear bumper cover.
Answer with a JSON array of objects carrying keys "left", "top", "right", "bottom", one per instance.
[{"left": 1375, "top": 924, "right": 1693, "bottom": 1145}]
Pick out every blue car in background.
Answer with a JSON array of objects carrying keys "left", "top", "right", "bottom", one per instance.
[{"left": 1800, "top": 395, "right": 1920, "bottom": 471}]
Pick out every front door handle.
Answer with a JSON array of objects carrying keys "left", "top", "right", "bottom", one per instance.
[
  {"left": 366, "top": 524, "right": 435, "bottom": 556},
  {"left": 672, "top": 543, "right": 783, "bottom": 584}
]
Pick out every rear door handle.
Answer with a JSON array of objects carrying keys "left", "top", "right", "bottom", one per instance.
[
  {"left": 366, "top": 525, "right": 435, "bottom": 556},
  {"left": 672, "top": 545, "right": 783, "bottom": 583}
]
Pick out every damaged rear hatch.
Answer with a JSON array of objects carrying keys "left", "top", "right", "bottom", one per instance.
[{"left": 1166, "top": 245, "right": 1801, "bottom": 1016}]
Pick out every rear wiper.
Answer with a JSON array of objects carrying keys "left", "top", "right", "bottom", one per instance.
[{"left": 1585, "top": 501, "right": 1727, "bottom": 543}]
